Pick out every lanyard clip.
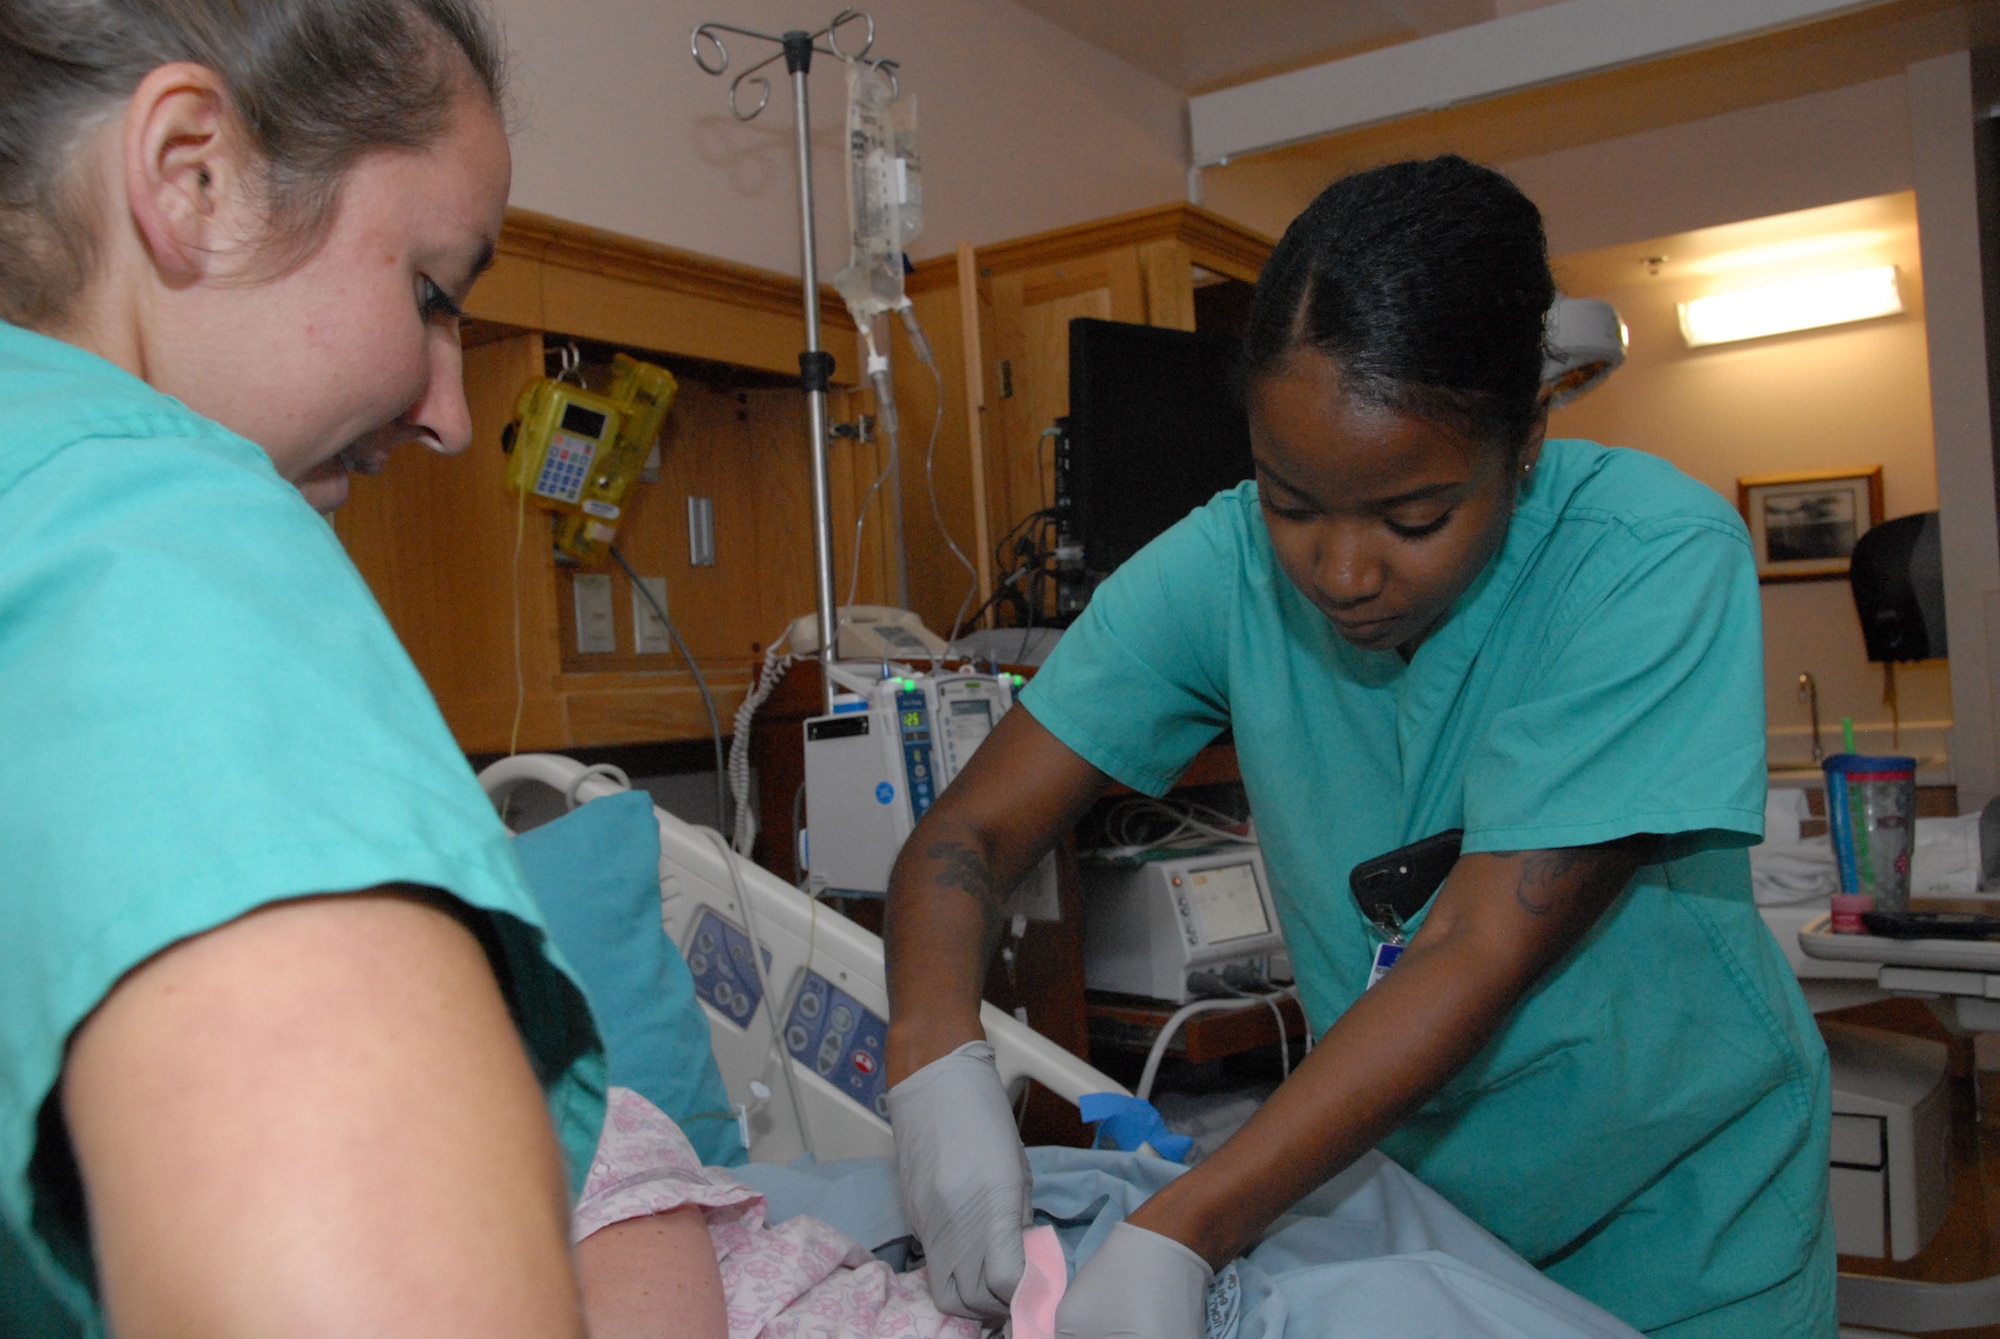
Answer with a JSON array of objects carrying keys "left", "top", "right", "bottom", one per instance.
[{"left": 1368, "top": 904, "right": 1407, "bottom": 946}]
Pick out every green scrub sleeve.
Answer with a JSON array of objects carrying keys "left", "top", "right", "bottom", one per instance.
[
  {"left": 1019, "top": 493, "right": 1239, "bottom": 794},
  {"left": 1459, "top": 513, "right": 1768, "bottom": 857},
  {"left": 0, "top": 427, "right": 604, "bottom": 1326}
]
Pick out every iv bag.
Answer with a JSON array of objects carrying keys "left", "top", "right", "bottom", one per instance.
[
  {"left": 891, "top": 93, "right": 921, "bottom": 243},
  {"left": 832, "top": 61, "right": 919, "bottom": 325}
]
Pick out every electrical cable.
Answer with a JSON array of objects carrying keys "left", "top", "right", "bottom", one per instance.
[
  {"left": 728, "top": 634, "right": 797, "bottom": 857},
  {"left": 953, "top": 561, "right": 1033, "bottom": 638},
  {"left": 610, "top": 545, "right": 729, "bottom": 835},
  {"left": 1088, "top": 796, "right": 1256, "bottom": 861},
  {"left": 1134, "top": 998, "right": 1244, "bottom": 1103},
  {"left": 841, "top": 432, "right": 898, "bottom": 621},
  {"left": 920, "top": 354, "right": 978, "bottom": 644},
  {"left": 508, "top": 479, "right": 528, "bottom": 757},
  {"left": 1230, "top": 986, "right": 1294, "bottom": 1082},
  {"left": 696, "top": 825, "right": 814, "bottom": 1158}
]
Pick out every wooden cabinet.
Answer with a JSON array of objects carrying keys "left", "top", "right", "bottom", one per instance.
[
  {"left": 332, "top": 208, "right": 894, "bottom": 754},
  {"left": 890, "top": 205, "right": 1273, "bottom": 636}
]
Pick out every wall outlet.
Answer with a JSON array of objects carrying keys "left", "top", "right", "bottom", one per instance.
[
  {"left": 574, "top": 573, "right": 617, "bottom": 653},
  {"left": 633, "top": 576, "right": 673, "bottom": 655}
]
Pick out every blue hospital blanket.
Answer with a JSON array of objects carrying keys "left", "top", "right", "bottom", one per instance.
[{"left": 735, "top": 1148, "right": 1642, "bottom": 1339}]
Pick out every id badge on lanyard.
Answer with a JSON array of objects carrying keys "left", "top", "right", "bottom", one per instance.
[
  {"left": 1349, "top": 829, "right": 1461, "bottom": 992},
  {"left": 1365, "top": 912, "right": 1405, "bottom": 990},
  {"left": 1367, "top": 938, "right": 1404, "bottom": 989}
]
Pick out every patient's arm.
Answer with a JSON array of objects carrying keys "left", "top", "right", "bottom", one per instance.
[
  {"left": 576, "top": 1208, "right": 728, "bottom": 1339},
  {"left": 1129, "top": 839, "right": 1652, "bottom": 1268},
  {"left": 63, "top": 889, "right": 586, "bottom": 1339}
]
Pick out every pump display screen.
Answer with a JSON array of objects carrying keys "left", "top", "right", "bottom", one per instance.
[
  {"left": 945, "top": 698, "right": 994, "bottom": 746},
  {"left": 561, "top": 402, "right": 609, "bottom": 438},
  {"left": 1187, "top": 862, "right": 1269, "bottom": 943}
]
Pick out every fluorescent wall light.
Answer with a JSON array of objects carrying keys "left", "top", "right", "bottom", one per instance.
[{"left": 1678, "top": 266, "right": 1903, "bottom": 347}]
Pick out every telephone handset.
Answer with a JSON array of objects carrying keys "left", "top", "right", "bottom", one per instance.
[{"left": 786, "top": 605, "right": 946, "bottom": 660}]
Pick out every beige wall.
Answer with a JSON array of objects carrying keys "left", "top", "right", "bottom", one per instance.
[
  {"left": 1501, "top": 75, "right": 1913, "bottom": 258},
  {"left": 487, "top": 0, "right": 1189, "bottom": 278},
  {"left": 1199, "top": 10, "right": 2000, "bottom": 798}
]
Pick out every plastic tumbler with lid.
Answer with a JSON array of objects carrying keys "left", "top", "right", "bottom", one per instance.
[{"left": 1822, "top": 753, "right": 1917, "bottom": 931}]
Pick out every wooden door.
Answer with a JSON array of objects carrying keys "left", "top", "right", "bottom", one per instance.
[{"left": 984, "top": 252, "right": 1146, "bottom": 572}]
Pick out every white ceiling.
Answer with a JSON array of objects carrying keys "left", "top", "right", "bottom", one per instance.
[{"left": 1009, "top": 0, "right": 1563, "bottom": 94}]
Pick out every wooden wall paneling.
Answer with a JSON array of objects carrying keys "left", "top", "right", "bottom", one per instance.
[
  {"left": 656, "top": 375, "right": 769, "bottom": 663},
  {"left": 552, "top": 377, "right": 863, "bottom": 665},
  {"left": 743, "top": 384, "right": 824, "bottom": 647},
  {"left": 988, "top": 251, "right": 1141, "bottom": 569},
  {"left": 449, "top": 333, "right": 568, "bottom": 752},
  {"left": 335, "top": 330, "right": 570, "bottom": 754},
  {"left": 556, "top": 376, "right": 759, "bottom": 672},
  {"left": 481, "top": 208, "right": 858, "bottom": 380},
  {"left": 891, "top": 273, "right": 985, "bottom": 636},
  {"left": 1136, "top": 238, "right": 1199, "bottom": 332},
  {"left": 825, "top": 369, "right": 896, "bottom": 616}
]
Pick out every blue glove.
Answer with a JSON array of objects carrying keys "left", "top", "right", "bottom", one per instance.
[
  {"left": 1055, "top": 1221, "right": 1212, "bottom": 1339},
  {"left": 885, "top": 1039, "right": 1032, "bottom": 1322}
]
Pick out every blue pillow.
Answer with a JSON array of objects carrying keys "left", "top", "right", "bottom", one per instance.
[{"left": 513, "top": 790, "right": 743, "bottom": 1166}]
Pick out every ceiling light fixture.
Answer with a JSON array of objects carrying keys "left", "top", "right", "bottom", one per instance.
[{"left": 1678, "top": 266, "right": 1903, "bottom": 348}]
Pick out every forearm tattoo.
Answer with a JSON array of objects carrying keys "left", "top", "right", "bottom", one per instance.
[{"left": 927, "top": 838, "right": 1006, "bottom": 939}]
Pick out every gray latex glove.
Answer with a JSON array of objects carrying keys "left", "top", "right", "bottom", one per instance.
[
  {"left": 885, "top": 1038, "right": 1033, "bottom": 1322},
  {"left": 1054, "top": 1221, "right": 1212, "bottom": 1339}
]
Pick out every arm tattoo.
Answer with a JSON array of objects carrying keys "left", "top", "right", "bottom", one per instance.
[
  {"left": 927, "top": 838, "right": 1006, "bottom": 939},
  {"left": 1509, "top": 847, "right": 1604, "bottom": 918}
]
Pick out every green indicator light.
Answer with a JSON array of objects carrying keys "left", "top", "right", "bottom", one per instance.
[{"left": 902, "top": 678, "right": 916, "bottom": 691}]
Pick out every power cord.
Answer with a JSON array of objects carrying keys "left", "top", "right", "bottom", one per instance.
[
  {"left": 728, "top": 634, "right": 797, "bottom": 857},
  {"left": 1133, "top": 982, "right": 1301, "bottom": 1102},
  {"left": 695, "top": 825, "right": 815, "bottom": 1159},
  {"left": 609, "top": 545, "right": 728, "bottom": 835}
]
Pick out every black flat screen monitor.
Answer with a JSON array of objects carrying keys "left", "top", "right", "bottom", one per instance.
[{"left": 1067, "top": 317, "right": 1253, "bottom": 583}]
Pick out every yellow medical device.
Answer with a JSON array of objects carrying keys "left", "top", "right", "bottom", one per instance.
[{"left": 503, "top": 353, "right": 679, "bottom": 565}]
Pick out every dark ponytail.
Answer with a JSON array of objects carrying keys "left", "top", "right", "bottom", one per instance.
[{"left": 1242, "top": 156, "right": 1553, "bottom": 454}]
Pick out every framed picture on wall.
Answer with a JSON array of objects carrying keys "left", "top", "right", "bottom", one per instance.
[{"left": 1736, "top": 466, "right": 1884, "bottom": 582}]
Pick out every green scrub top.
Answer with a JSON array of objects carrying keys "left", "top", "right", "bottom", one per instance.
[
  {"left": 1023, "top": 440, "right": 1832, "bottom": 1337},
  {"left": 0, "top": 323, "right": 606, "bottom": 1336}
]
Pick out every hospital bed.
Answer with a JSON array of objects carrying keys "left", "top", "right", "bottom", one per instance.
[
  {"left": 480, "top": 752, "right": 1121, "bottom": 1163},
  {"left": 480, "top": 753, "right": 1651, "bottom": 1339}
]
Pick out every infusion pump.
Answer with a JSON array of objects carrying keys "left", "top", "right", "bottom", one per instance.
[
  {"left": 1081, "top": 849, "right": 1286, "bottom": 1004},
  {"left": 803, "top": 669, "right": 1056, "bottom": 909}
]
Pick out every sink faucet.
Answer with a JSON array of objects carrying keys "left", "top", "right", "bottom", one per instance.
[{"left": 1797, "top": 673, "right": 1822, "bottom": 764}]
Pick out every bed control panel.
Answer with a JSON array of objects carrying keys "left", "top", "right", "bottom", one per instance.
[
  {"left": 686, "top": 909, "right": 765, "bottom": 1028},
  {"left": 781, "top": 971, "right": 890, "bottom": 1119}
]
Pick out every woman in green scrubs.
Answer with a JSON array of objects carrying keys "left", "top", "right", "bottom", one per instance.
[{"left": 882, "top": 157, "right": 1831, "bottom": 1338}]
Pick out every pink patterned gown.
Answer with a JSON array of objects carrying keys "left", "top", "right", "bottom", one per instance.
[{"left": 574, "top": 1087, "right": 983, "bottom": 1339}]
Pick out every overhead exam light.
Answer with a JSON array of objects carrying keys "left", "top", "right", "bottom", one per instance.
[
  {"left": 1678, "top": 266, "right": 1903, "bottom": 348},
  {"left": 1543, "top": 296, "right": 1628, "bottom": 407}
]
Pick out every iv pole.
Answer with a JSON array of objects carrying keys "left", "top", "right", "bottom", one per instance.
[{"left": 691, "top": 11, "right": 891, "bottom": 715}]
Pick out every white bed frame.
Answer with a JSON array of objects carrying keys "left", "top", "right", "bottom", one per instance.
[{"left": 480, "top": 753, "right": 1127, "bottom": 1163}]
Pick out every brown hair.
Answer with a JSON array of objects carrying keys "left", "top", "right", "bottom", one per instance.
[{"left": 0, "top": 0, "right": 506, "bottom": 327}]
